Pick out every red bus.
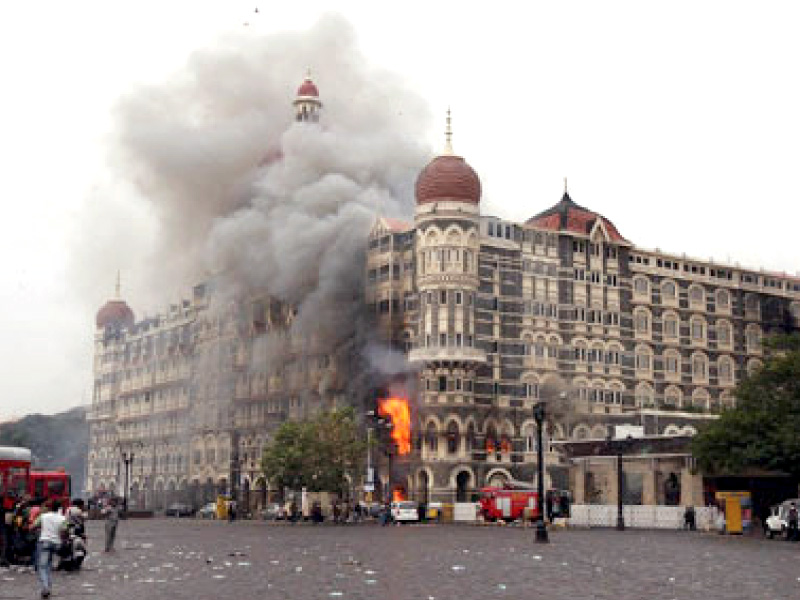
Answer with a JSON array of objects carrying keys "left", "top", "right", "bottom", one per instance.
[
  {"left": 0, "top": 446, "right": 72, "bottom": 509},
  {"left": 0, "top": 446, "right": 31, "bottom": 511}
]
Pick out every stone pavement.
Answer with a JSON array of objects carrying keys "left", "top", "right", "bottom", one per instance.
[{"left": 1, "top": 519, "right": 799, "bottom": 600}]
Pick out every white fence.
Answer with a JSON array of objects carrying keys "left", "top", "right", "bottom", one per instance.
[{"left": 569, "top": 504, "right": 716, "bottom": 530}]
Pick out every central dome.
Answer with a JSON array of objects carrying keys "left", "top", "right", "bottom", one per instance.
[
  {"left": 415, "top": 154, "right": 481, "bottom": 205},
  {"left": 96, "top": 299, "right": 135, "bottom": 330}
]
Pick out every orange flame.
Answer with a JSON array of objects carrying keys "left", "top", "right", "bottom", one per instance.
[
  {"left": 392, "top": 488, "right": 406, "bottom": 502},
  {"left": 378, "top": 396, "right": 411, "bottom": 455}
]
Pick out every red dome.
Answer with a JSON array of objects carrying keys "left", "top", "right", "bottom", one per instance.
[
  {"left": 96, "top": 299, "right": 135, "bottom": 330},
  {"left": 415, "top": 155, "right": 481, "bottom": 204},
  {"left": 296, "top": 78, "right": 319, "bottom": 97}
]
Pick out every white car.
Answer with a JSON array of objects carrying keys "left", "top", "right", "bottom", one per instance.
[
  {"left": 765, "top": 498, "right": 799, "bottom": 539},
  {"left": 391, "top": 501, "right": 419, "bottom": 523}
]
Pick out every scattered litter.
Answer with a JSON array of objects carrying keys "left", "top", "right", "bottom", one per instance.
[
  {"left": 451, "top": 565, "right": 466, "bottom": 571},
  {"left": 212, "top": 574, "right": 226, "bottom": 580},
  {"left": 237, "top": 562, "right": 251, "bottom": 567},
  {"left": 2, "top": 577, "right": 15, "bottom": 582},
  {"left": 270, "top": 560, "right": 280, "bottom": 565},
  {"left": 82, "top": 583, "right": 95, "bottom": 588},
  {"left": 228, "top": 551, "right": 247, "bottom": 557},
  {"left": 561, "top": 562, "right": 568, "bottom": 567},
  {"left": 365, "top": 579, "right": 377, "bottom": 585},
  {"left": 224, "top": 561, "right": 232, "bottom": 567},
  {"left": 532, "top": 555, "right": 542, "bottom": 561},
  {"left": 329, "top": 593, "right": 343, "bottom": 597},
  {"left": 668, "top": 577, "right": 675, "bottom": 583},
  {"left": 497, "top": 584, "right": 507, "bottom": 590},
  {"left": 364, "top": 570, "right": 376, "bottom": 575},
  {"left": 295, "top": 566, "right": 303, "bottom": 573},
  {"left": 141, "top": 543, "right": 154, "bottom": 549}
]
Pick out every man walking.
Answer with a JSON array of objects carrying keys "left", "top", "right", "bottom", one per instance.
[
  {"left": 35, "top": 499, "right": 66, "bottom": 599},
  {"left": 103, "top": 498, "right": 120, "bottom": 552}
]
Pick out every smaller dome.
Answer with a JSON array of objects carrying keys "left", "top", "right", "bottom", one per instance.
[
  {"left": 96, "top": 299, "right": 134, "bottom": 330},
  {"left": 526, "top": 192, "right": 627, "bottom": 242},
  {"left": 296, "top": 77, "right": 319, "bottom": 98},
  {"left": 415, "top": 154, "right": 481, "bottom": 205}
]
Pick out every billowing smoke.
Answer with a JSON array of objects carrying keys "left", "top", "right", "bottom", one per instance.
[{"left": 82, "top": 14, "right": 432, "bottom": 406}]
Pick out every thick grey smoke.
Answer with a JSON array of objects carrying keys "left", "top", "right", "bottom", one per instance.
[{"left": 83, "top": 13, "right": 432, "bottom": 392}]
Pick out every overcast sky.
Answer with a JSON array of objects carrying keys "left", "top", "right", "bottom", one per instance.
[{"left": 1, "top": 1, "right": 798, "bottom": 419}]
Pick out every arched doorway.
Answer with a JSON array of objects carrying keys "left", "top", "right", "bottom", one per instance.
[
  {"left": 487, "top": 470, "right": 509, "bottom": 488},
  {"left": 456, "top": 471, "right": 470, "bottom": 502}
]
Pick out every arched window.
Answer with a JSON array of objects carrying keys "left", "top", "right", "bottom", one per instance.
[
  {"left": 466, "top": 423, "right": 476, "bottom": 451},
  {"left": 745, "top": 294, "right": 760, "bottom": 317},
  {"left": 634, "top": 308, "right": 651, "bottom": 337},
  {"left": 716, "top": 289, "right": 730, "bottom": 312},
  {"left": 716, "top": 319, "right": 732, "bottom": 348},
  {"left": 720, "top": 391, "right": 735, "bottom": 410},
  {"left": 663, "top": 311, "right": 679, "bottom": 341},
  {"left": 426, "top": 422, "right": 438, "bottom": 452},
  {"left": 635, "top": 383, "right": 655, "bottom": 407},
  {"left": 690, "top": 316, "right": 706, "bottom": 344},
  {"left": 746, "top": 358, "right": 763, "bottom": 377},
  {"left": 635, "top": 344, "right": 653, "bottom": 374},
  {"left": 717, "top": 356, "right": 734, "bottom": 386},
  {"left": 746, "top": 324, "right": 762, "bottom": 354},
  {"left": 661, "top": 280, "right": 677, "bottom": 304},
  {"left": 692, "top": 353, "right": 708, "bottom": 383},
  {"left": 689, "top": 284, "right": 705, "bottom": 309},
  {"left": 664, "top": 385, "right": 682, "bottom": 407},
  {"left": 485, "top": 424, "right": 498, "bottom": 454},
  {"left": 692, "top": 388, "right": 710, "bottom": 410},
  {"left": 446, "top": 421, "right": 459, "bottom": 454},
  {"left": 663, "top": 349, "right": 681, "bottom": 380},
  {"left": 633, "top": 276, "right": 650, "bottom": 298},
  {"left": 523, "top": 423, "right": 536, "bottom": 453}
]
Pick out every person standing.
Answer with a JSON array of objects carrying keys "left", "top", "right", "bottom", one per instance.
[
  {"left": 787, "top": 502, "right": 798, "bottom": 541},
  {"left": 103, "top": 499, "right": 120, "bottom": 552},
  {"left": 35, "top": 499, "right": 66, "bottom": 599}
]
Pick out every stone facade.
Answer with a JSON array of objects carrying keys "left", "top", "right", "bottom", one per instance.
[{"left": 366, "top": 153, "right": 800, "bottom": 504}]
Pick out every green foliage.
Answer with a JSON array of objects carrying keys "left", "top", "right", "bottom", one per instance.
[
  {"left": 692, "top": 334, "right": 800, "bottom": 478},
  {"left": 261, "top": 408, "right": 366, "bottom": 494}
]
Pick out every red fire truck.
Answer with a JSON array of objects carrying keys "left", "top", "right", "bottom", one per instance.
[
  {"left": 479, "top": 484, "right": 539, "bottom": 522},
  {"left": 0, "top": 446, "right": 72, "bottom": 510}
]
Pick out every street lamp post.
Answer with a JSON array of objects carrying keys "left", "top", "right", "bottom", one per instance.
[
  {"left": 533, "top": 402, "right": 549, "bottom": 543},
  {"left": 120, "top": 451, "right": 134, "bottom": 515},
  {"left": 607, "top": 437, "right": 632, "bottom": 531}
]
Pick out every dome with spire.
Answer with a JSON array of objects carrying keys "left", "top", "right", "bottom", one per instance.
[
  {"left": 526, "top": 189, "right": 627, "bottom": 242},
  {"left": 415, "top": 109, "right": 481, "bottom": 205},
  {"left": 95, "top": 274, "right": 135, "bottom": 330},
  {"left": 296, "top": 75, "right": 319, "bottom": 98}
]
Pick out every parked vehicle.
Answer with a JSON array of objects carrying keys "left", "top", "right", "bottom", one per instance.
[
  {"left": 0, "top": 446, "right": 72, "bottom": 511},
  {"left": 479, "top": 484, "right": 539, "bottom": 522},
  {"left": 765, "top": 498, "right": 800, "bottom": 539},
  {"left": 165, "top": 503, "right": 194, "bottom": 517},
  {"left": 391, "top": 501, "right": 419, "bottom": 523},
  {"left": 259, "top": 503, "right": 284, "bottom": 520},
  {"left": 197, "top": 502, "right": 217, "bottom": 519}
]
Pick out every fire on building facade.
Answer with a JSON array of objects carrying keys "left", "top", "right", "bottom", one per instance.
[
  {"left": 87, "top": 76, "right": 800, "bottom": 510},
  {"left": 366, "top": 116, "right": 800, "bottom": 503}
]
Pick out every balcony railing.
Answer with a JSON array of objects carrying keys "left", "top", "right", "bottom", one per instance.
[{"left": 408, "top": 347, "right": 486, "bottom": 364}]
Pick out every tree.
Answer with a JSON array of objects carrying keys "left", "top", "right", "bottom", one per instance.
[
  {"left": 261, "top": 408, "right": 366, "bottom": 495},
  {"left": 692, "top": 334, "right": 800, "bottom": 479}
]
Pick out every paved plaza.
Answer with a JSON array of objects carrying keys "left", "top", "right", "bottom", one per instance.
[{"left": 1, "top": 519, "right": 799, "bottom": 600}]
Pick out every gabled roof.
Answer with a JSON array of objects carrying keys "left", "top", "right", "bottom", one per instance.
[{"left": 526, "top": 192, "right": 628, "bottom": 243}]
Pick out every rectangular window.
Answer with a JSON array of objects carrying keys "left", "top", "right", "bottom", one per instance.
[
  {"left": 440, "top": 290, "right": 447, "bottom": 304},
  {"left": 455, "top": 291, "right": 462, "bottom": 305},
  {"left": 456, "top": 333, "right": 463, "bottom": 346},
  {"left": 439, "top": 333, "right": 447, "bottom": 346}
]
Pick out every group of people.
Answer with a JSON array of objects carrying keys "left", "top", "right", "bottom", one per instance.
[{"left": 1, "top": 497, "right": 121, "bottom": 599}]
